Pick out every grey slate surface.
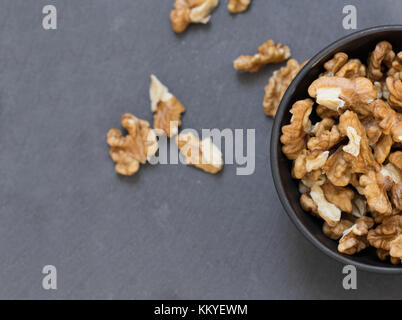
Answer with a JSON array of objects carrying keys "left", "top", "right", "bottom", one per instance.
[{"left": 0, "top": 0, "right": 401, "bottom": 299}]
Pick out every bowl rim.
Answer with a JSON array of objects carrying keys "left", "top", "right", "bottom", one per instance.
[{"left": 271, "top": 25, "right": 402, "bottom": 274}]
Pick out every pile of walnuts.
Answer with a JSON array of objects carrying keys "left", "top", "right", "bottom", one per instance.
[{"left": 280, "top": 41, "right": 402, "bottom": 264}]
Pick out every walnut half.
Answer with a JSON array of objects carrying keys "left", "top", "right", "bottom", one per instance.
[
  {"left": 263, "top": 59, "right": 304, "bottom": 117},
  {"left": 227, "top": 0, "right": 251, "bottom": 13},
  {"left": 176, "top": 132, "right": 223, "bottom": 174},
  {"left": 149, "top": 75, "right": 186, "bottom": 137},
  {"left": 170, "top": 0, "right": 219, "bottom": 33},
  {"left": 107, "top": 114, "right": 158, "bottom": 176},
  {"left": 233, "top": 40, "right": 291, "bottom": 72}
]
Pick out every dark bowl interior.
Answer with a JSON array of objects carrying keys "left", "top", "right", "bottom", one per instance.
[{"left": 271, "top": 25, "right": 402, "bottom": 274}]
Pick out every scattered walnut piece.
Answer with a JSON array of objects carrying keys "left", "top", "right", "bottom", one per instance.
[
  {"left": 386, "top": 76, "right": 402, "bottom": 108},
  {"left": 323, "top": 219, "right": 354, "bottom": 240},
  {"left": 322, "top": 181, "right": 354, "bottom": 213},
  {"left": 263, "top": 59, "right": 303, "bottom": 117},
  {"left": 308, "top": 76, "right": 377, "bottom": 116},
  {"left": 280, "top": 99, "right": 313, "bottom": 160},
  {"left": 338, "top": 217, "right": 374, "bottom": 255},
  {"left": 367, "top": 41, "right": 395, "bottom": 81},
  {"left": 371, "top": 99, "right": 402, "bottom": 143},
  {"left": 233, "top": 40, "right": 291, "bottom": 72},
  {"left": 368, "top": 215, "right": 402, "bottom": 251},
  {"left": 310, "top": 183, "right": 341, "bottom": 227},
  {"left": 227, "top": 0, "right": 251, "bottom": 13},
  {"left": 107, "top": 114, "right": 158, "bottom": 176},
  {"left": 374, "top": 134, "right": 392, "bottom": 164},
  {"left": 359, "top": 170, "right": 392, "bottom": 215},
  {"left": 176, "top": 132, "right": 223, "bottom": 174},
  {"left": 149, "top": 75, "right": 185, "bottom": 137},
  {"left": 389, "top": 151, "right": 402, "bottom": 170},
  {"left": 170, "top": 0, "right": 219, "bottom": 33}
]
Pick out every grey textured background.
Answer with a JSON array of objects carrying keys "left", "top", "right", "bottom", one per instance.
[{"left": 0, "top": 0, "right": 401, "bottom": 300}]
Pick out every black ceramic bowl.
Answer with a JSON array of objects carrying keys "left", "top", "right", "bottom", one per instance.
[{"left": 271, "top": 25, "right": 402, "bottom": 274}]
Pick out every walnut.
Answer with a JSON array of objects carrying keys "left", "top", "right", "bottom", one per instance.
[
  {"left": 176, "top": 132, "right": 223, "bottom": 174},
  {"left": 390, "top": 234, "right": 402, "bottom": 259},
  {"left": 321, "top": 181, "right": 354, "bottom": 213},
  {"left": 377, "top": 248, "right": 390, "bottom": 261},
  {"left": 323, "top": 52, "right": 348, "bottom": 76},
  {"left": 389, "top": 151, "right": 402, "bottom": 170},
  {"left": 311, "top": 118, "right": 335, "bottom": 136},
  {"left": 308, "top": 76, "right": 377, "bottom": 116},
  {"left": 292, "top": 150, "right": 329, "bottom": 179},
  {"left": 338, "top": 111, "right": 378, "bottom": 173},
  {"left": 306, "top": 151, "right": 329, "bottom": 173},
  {"left": 338, "top": 217, "right": 374, "bottom": 255},
  {"left": 292, "top": 150, "right": 308, "bottom": 179},
  {"left": 376, "top": 248, "right": 401, "bottom": 265},
  {"left": 359, "top": 170, "right": 392, "bottom": 215},
  {"left": 170, "top": 0, "right": 219, "bottom": 33},
  {"left": 388, "top": 51, "right": 402, "bottom": 78},
  {"left": 367, "top": 41, "right": 395, "bottom": 81},
  {"left": 363, "top": 119, "right": 382, "bottom": 145},
  {"left": 300, "top": 193, "right": 318, "bottom": 216},
  {"left": 323, "top": 219, "right": 354, "bottom": 240},
  {"left": 386, "top": 77, "right": 402, "bottom": 108},
  {"left": 310, "top": 183, "right": 341, "bottom": 227},
  {"left": 322, "top": 148, "right": 351, "bottom": 187},
  {"left": 107, "top": 114, "right": 158, "bottom": 176},
  {"left": 227, "top": 0, "right": 251, "bottom": 13},
  {"left": 374, "top": 134, "right": 392, "bottom": 164},
  {"left": 367, "top": 215, "right": 402, "bottom": 251},
  {"left": 342, "top": 126, "right": 361, "bottom": 157},
  {"left": 301, "top": 173, "right": 326, "bottom": 189},
  {"left": 233, "top": 40, "right": 291, "bottom": 72},
  {"left": 308, "top": 126, "right": 341, "bottom": 152},
  {"left": 379, "top": 163, "right": 401, "bottom": 187},
  {"left": 336, "top": 59, "right": 366, "bottom": 78},
  {"left": 149, "top": 75, "right": 185, "bottom": 137},
  {"left": 280, "top": 99, "right": 313, "bottom": 160},
  {"left": 391, "top": 183, "right": 402, "bottom": 211},
  {"left": 371, "top": 99, "right": 402, "bottom": 143},
  {"left": 316, "top": 105, "right": 339, "bottom": 119},
  {"left": 263, "top": 59, "right": 303, "bottom": 117},
  {"left": 351, "top": 195, "right": 367, "bottom": 218}
]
